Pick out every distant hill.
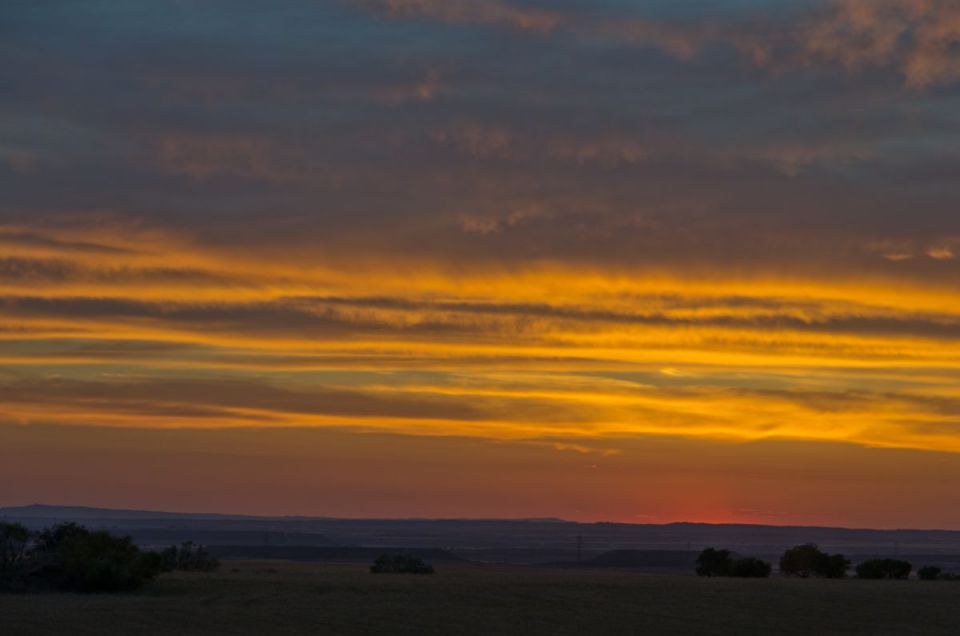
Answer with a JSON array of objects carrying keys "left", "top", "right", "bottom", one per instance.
[{"left": 4, "top": 504, "right": 960, "bottom": 564}]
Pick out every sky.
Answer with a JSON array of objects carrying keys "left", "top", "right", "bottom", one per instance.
[{"left": 3, "top": 0, "right": 960, "bottom": 528}]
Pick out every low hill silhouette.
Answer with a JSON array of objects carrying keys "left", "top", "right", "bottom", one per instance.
[{"left": 5, "top": 505, "right": 960, "bottom": 567}]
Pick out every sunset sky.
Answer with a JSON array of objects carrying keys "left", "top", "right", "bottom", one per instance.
[{"left": 3, "top": 0, "right": 960, "bottom": 528}]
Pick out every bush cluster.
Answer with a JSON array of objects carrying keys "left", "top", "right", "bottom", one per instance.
[
  {"left": 695, "top": 548, "right": 771, "bottom": 578},
  {"left": 780, "top": 544, "right": 850, "bottom": 578},
  {"left": 1, "top": 521, "right": 220, "bottom": 593},
  {"left": 917, "top": 566, "right": 960, "bottom": 581},
  {"left": 1, "top": 521, "right": 162, "bottom": 593},
  {"left": 697, "top": 544, "right": 849, "bottom": 579},
  {"left": 855, "top": 558, "right": 912, "bottom": 580},
  {"left": 370, "top": 554, "right": 435, "bottom": 574},
  {"left": 699, "top": 543, "right": 960, "bottom": 582},
  {"left": 732, "top": 557, "right": 773, "bottom": 578}
]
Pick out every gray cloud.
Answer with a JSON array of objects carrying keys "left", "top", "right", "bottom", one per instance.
[
  {"left": 2, "top": 0, "right": 960, "bottom": 282},
  {"left": 5, "top": 293, "right": 960, "bottom": 344},
  {"left": 0, "top": 376, "right": 484, "bottom": 422}
]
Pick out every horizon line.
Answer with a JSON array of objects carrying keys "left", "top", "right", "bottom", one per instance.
[{"left": 4, "top": 502, "right": 960, "bottom": 534}]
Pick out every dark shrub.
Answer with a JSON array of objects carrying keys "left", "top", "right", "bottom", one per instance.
[
  {"left": 1, "top": 522, "right": 167, "bottom": 594},
  {"left": 916, "top": 567, "right": 960, "bottom": 581},
  {"left": 157, "top": 541, "right": 220, "bottom": 572},
  {"left": 732, "top": 557, "right": 772, "bottom": 578},
  {"left": 0, "top": 522, "right": 31, "bottom": 591},
  {"left": 35, "top": 522, "right": 87, "bottom": 553},
  {"left": 856, "top": 559, "right": 912, "bottom": 580},
  {"left": 370, "top": 554, "right": 434, "bottom": 574},
  {"left": 780, "top": 544, "right": 822, "bottom": 578},
  {"left": 696, "top": 549, "right": 771, "bottom": 578},
  {"left": 30, "top": 523, "right": 162, "bottom": 592},
  {"left": 696, "top": 548, "right": 734, "bottom": 577},
  {"left": 825, "top": 553, "right": 852, "bottom": 579},
  {"left": 139, "top": 551, "right": 166, "bottom": 576},
  {"left": 780, "top": 544, "right": 849, "bottom": 579}
]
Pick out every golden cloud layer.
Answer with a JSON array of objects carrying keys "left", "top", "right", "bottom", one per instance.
[{"left": 3, "top": 222, "right": 960, "bottom": 457}]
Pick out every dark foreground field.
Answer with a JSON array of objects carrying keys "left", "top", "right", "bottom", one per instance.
[{"left": 2, "top": 561, "right": 959, "bottom": 635}]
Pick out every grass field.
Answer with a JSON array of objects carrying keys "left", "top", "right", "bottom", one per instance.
[{"left": 2, "top": 560, "right": 959, "bottom": 635}]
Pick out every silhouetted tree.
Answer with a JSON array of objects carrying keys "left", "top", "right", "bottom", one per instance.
[
  {"left": 732, "top": 557, "right": 773, "bottom": 578},
  {"left": 1, "top": 522, "right": 177, "bottom": 594},
  {"left": 30, "top": 523, "right": 162, "bottom": 592},
  {"left": 35, "top": 522, "right": 87, "bottom": 553},
  {"left": 779, "top": 544, "right": 820, "bottom": 578},
  {"left": 370, "top": 554, "right": 434, "bottom": 574},
  {"left": 780, "top": 544, "right": 849, "bottom": 578},
  {"left": 825, "top": 553, "right": 852, "bottom": 579},
  {"left": 696, "top": 548, "right": 734, "bottom": 577},
  {"left": 856, "top": 559, "right": 912, "bottom": 580},
  {"left": 696, "top": 549, "right": 771, "bottom": 578}
]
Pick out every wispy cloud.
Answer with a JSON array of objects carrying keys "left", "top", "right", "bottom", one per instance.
[
  {"left": 2, "top": 225, "right": 960, "bottom": 456},
  {"left": 353, "top": 0, "right": 960, "bottom": 88}
]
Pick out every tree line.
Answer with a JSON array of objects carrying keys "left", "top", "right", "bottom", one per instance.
[
  {"left": 0, "top": 521, "right": 219, "bottom": 593},
  {"left": 696, "top": 543, "right": 959, "bottom": 580}
]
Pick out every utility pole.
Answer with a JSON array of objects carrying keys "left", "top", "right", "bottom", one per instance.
[{"left": 577, "top": 534, "right": 583, "bottom": 563}]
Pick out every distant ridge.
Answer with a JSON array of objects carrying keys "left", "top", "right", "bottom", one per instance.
[
  {"left": 2, "top": 504, "right": 958, "bottom": 533},
  {"left": 5, "top": 504, "right": 960, "bottom": 562}
]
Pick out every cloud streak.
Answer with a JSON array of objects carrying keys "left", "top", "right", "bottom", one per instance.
[
  {"left": 2, "top": 226, "right": 960, "bottom": 457},
  {"left": 354, "top": 0, "right": 960, "bottom": 88}
]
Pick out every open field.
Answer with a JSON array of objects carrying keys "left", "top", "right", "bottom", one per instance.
[{"left": 2, "top": 561, "right": 960, "bottom": 635}]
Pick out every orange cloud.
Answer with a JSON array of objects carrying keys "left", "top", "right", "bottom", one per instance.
[
  {"left": 795, "top": 0, "right": 960, "bottom": 87},
  {"left": 3, "top": 224, "right": 960, "bottom": 457}
]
